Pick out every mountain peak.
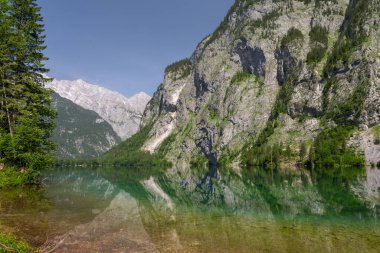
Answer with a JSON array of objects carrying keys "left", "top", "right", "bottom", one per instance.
[
  {"left": 129, "top": 91, "right": 151, "bottom": 103},
  {"left": 46, "top": 78, "right": 151, "bottom": 140}
]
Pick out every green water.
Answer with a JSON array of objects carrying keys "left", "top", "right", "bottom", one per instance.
[{"left": 0, "top": 166, "right": 379, "bottom": 252}]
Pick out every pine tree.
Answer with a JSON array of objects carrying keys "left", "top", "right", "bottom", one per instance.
[
  {"left": 0, "top": 0, "right": 12, "bottom": 136},
  {"left": 0, "top": 0, "right": 55, "bottom": 179}
]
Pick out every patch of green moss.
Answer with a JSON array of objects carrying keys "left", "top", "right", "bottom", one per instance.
[{"left": 0, "top": 234, "right": 31, "bottom": 253}]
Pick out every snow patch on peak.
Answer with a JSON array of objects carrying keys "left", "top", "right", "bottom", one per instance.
[{"left": 46, "top": 78, "right": 151, "bottom": 140}]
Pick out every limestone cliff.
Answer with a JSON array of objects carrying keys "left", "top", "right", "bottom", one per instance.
[
  {"left": 105, "top": 0, "right": 380, "bottom": 207},
  {"left": 141, "top": 0, "right": 379, "bottom": 172}
]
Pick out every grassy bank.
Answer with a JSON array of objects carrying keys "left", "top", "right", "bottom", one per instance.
[
  {"left": 0, "top": 167, "right": 39, "bottom": 189},
  {"left": 0, "top": 233, "right": 31, "bottom": 253}
]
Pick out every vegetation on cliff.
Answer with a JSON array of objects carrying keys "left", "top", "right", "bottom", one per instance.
[
  {"left": 310, "top": 126, "right": 364, "bottom": 170},
  {"left": 164, "top": 58, "right": 192, "bottom": 81},
  {"left": 307, "top": 25, "right": 329, "bottom": 65},
  {"left": 102, "top": 0, "right": 376, "bottom": 181},
  {"left": 98, "top": 122, "right": 171, "bottom": 169}
]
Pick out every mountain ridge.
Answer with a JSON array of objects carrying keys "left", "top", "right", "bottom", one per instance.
[
  {"left": 51, "top": 92, "right": 121, "bottom": 158},
  {"left": 46, "top": 78, "right": 151, "bottom": 140}
]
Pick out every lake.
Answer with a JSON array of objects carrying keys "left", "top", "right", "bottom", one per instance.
[{"left": 0, "top": 166, "right": 379, "bottom": 252}]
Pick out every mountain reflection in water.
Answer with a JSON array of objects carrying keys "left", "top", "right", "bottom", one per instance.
[{"left": 0, "top": 166, "right": 379, "bottom": 253}]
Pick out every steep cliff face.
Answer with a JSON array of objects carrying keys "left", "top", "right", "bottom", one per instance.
[
  {"left": 123, "top": 0, "right": 380, "bottom": 208},
  {"left": 141, "top": 0, "right": 379, "bottom": 173},
  {"left": 47, "top": 79, "right": 151, "bottom": 140}
]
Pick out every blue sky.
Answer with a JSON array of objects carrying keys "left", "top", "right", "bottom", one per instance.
[{"left": 37, "top": 0, "right": 234, "bottom": 97}]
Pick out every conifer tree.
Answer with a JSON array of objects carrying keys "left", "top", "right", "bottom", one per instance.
[
  {"left": 0, "top": 0, "right": 12, "bottom": 137},
  {"left": 0, "top": 0, "right": 55, "bottom": 178}
]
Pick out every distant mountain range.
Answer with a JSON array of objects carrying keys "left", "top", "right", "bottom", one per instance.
[
  {"left": 52, "top": 92, "right": 121, "bottom": 158},
  {"left": 46, "top": 78, "right": 151, "bottom": 140},
  {"left": 47, "top": 78, "right": 151, "bottom": 158}
]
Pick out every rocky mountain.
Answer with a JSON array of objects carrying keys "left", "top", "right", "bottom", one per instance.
[
  {"left": 52, "top": 93, "right": 121, "bottom": 158},
  {"left": 103, "top": 0, "right": 379, "bottom": 207},
  {"left": 140, "top": 0, "right": 378, "bottom": 162},
  {"left": 47, "top": 78, "right": 151, "bottom": 140}
]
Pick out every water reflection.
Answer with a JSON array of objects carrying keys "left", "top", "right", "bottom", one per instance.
[
  {"left": 0, "top": 165, "right": 379, "bottom": 252},
  {"left": 41, "top": 191, "right": 158, "bottom": 253},
  {"left": 0, "top": 186, "right": 51, "bottom": 246}
]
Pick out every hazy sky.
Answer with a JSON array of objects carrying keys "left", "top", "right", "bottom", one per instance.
[{"left": 37, "top": 0, "right": 234, "bottom": 97}]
